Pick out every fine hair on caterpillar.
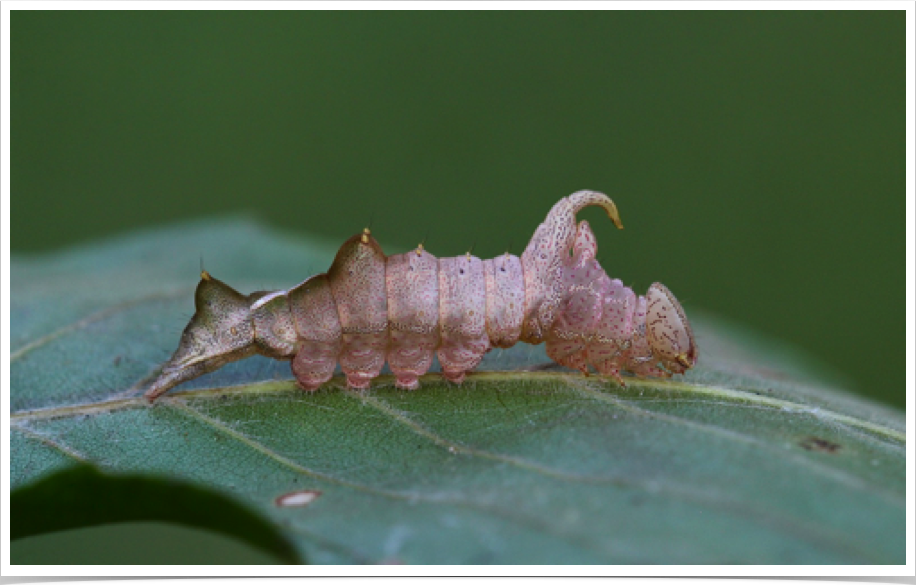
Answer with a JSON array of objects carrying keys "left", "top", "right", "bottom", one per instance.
[{"left": 146, "top": 190, "right": 697, "bottom": 401}]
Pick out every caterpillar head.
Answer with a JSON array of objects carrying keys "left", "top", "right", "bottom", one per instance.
[
  {"left": 145, "top": 272, "right": 257, "bottom": 401},
  {"left": 645, "top": 282, "right": 697, "bottom": 374}
]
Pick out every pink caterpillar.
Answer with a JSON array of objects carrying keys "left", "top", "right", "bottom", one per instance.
[{"left": 146, "top": 191, "right": 697, "bottom": 401}]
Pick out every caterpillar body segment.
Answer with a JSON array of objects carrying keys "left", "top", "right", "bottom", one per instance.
[
  {"left": 327, "top": 230, "right": 389, "bottom": 389},
  {"left": 145, "top": 191, "right": 696, "bottom": 401},
  {"left": 385, "top": 246, "right": 440, "bottom": 390},
  {"left": 288, "top": 274, "right": 342, "bottom": 390},
  {"left": 482, "top": 253, "right": 525, "bottom": 349}
]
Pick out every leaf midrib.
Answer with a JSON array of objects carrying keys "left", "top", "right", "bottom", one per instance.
[{"left": 10, "top": 372, "right": 907, "bottom": 446}]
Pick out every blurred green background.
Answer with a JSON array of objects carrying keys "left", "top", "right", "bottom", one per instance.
[{"left": 13, "top": 11, "right": 904, "bottom": 408}]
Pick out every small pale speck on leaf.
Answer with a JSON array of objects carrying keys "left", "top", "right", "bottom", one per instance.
[{"left": 275, "top": 490, "right": 322, "bottom": 508}]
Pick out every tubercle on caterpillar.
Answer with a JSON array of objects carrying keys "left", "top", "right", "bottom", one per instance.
[{"left": 145, "top": 190, "right": 697, "bottom": 402}]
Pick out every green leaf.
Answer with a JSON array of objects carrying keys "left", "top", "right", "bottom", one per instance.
[
  {"left": 11, "top": 219, "right": 905, "bottom": 564},
  {"left": 10, "top": 522, "right": 284, "bottom": 565},
  {"left": 10, "top": 464, "right": 301, "bottom": 564}
]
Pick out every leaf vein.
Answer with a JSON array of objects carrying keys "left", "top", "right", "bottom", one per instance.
[
  {"left": 11, "top": 289, "right": 188, "bottom": 362},
  {"left": 567, "top": 379, "right": 905, "bottom": 506},
  {"left": 11, "top": 424, "right": 91, "bottom": 463}
]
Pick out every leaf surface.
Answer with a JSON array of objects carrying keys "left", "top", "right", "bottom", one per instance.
[{"left": 10, "top": 219, "right": 906, "bottom": 564}]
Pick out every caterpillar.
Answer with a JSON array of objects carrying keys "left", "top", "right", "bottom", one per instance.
[{"left": 145, "top": 191, "right": 697, "bottom": 401}]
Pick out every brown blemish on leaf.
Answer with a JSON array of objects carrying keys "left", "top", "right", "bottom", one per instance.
[
  {"left": 799, "top": 436, "right": 841, "bottom": 453},
  {"left": 275, "top": 489, "right": 322, "bottom": 508}
]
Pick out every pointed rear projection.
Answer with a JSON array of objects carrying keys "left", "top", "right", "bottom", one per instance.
[{"left": 145, "top": 273, "right": 257, "bottom": 401}]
